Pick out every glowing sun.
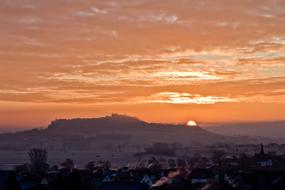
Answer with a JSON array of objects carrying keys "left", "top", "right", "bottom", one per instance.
[{"left": 187, "top": 120, "right": 198, "bottom": 127}]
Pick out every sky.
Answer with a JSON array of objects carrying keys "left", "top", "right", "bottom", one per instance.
[{"left": 0, "top": 0, "right": 285, "bottom": 127}]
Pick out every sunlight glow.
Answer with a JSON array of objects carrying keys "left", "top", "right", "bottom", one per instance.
[{"left": 187, "top": 120, "right": 197, "bottom": 127}]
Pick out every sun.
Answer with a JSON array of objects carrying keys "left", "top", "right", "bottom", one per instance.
[{"left": 187, "top": 120, "right": 198, "bottom": 127}]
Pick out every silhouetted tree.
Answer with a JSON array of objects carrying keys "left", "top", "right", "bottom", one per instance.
[
  {"left": 211, "top": 150, "right": 226, "bottom": 166},
  {"left": 28, "top": 148, "right": 49, "bottom": 172},
  {"left": 147, "top": 157, "right": 161, "bottom": 171},
  {"left": 145, "top": 143, "right": 176, "bottom": 156},
  {"left": 57, "top": 159, "right": 82, "bottom": 190},
  {"left": 239, "top": 154, "right": 250, "bottom": 169},
  {"left": 168, "top": 159, "right": 176, "bottom": 168},
  {"left": 117, "top": 144, "right": 123, "bottom": 152},
  {"left": 103, "top": 160, "right": 111, "bottom": 170},
  {"left": 85, "top": 161, "right": 95, "bottom": 171},
  {"left": 177, "top": 158, "right": 187, "bottom": 167}
]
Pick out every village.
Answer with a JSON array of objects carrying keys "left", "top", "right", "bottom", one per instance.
[{"left": 1, "top": 144, "right": 285, "bottom": 190}]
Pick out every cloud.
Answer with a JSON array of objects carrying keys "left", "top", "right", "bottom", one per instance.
[
  {"left": 0, "top": 88, "right": 127, "bottom": 104},
  {"left": 110, "top": 30, "right": 118, "bottom": 38},
  {"left": 0, "top": 0, "right": 285, "bottom": 123},
  {"left": 75, "top": 7, "right": 109, "bottom": 17},
  {"left": 150, "top": 14, "right": 179, "bottom": 24},
  {"left": 145, "top": 92, "right": 237, "bottom": 104},
  {"left": 91, "top": 7, "right": 108, "bottom": 14},
  {"left": 118, "top": 13, "right": 180, "bottom": 24},
  {"left": 17, "top": 16, "right": 43, "bottom": 24}
]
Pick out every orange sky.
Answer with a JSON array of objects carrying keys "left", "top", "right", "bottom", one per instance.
[{"left": 0, "top": 0, "right": 285, "bottom": 127}]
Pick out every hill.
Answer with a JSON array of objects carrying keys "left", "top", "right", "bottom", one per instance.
[
  {"left": 0, "top": 114, "right": 284, "bottom": 167},
  {"left": 45, "top": 113, "right": 224, "bottom": 144},
  {"left": 204, "top": 121, "right": 285, "bottom": 138},
  {"left": 0, "top": 114, "right": 228, "bottom": 152}
]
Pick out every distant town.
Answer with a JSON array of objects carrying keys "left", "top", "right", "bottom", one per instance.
[
  {"left": 1, "top": 115, "right": 285, "bottom": 190},
  {"left": 1, "top": 143, "right": 285, "bottom": 190}
]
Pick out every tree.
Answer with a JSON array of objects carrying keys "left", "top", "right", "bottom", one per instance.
[
  {"left": 177, "top": 158, "right": 187, "bottom": 167},
  {"left": 28, "top": 148, "right": 49, "bottom": 172},
  {"left": 85, "top": 161, "right": 95, "bottom": 171},
  {"left": 147, "top": 157, "right": 161, "bottom": 171},
  {"left": 145, "top": 143, "right": 176, "bottom": 156},
  {"left": 168, "top": 159, "right": 176, "bottom": 168},
  {"left": 211, "top": 150, "right": 226, "bottom": 166},
  {"left": 105, "top": 160, "right": 111, "bottom": 170}
]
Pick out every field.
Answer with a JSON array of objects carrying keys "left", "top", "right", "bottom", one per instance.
[{"left": 0, "top": 150, "right": 137, "bottom": 170}]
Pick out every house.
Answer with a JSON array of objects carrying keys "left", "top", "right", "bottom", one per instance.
[
  {"left": 257, "top": 159, "right": 273, "bottom": 167},
  {"left": 0, "top": 170, "right": 21, "bottom": 190},
  {"left": 103, "top": 175, "right": 114, "bottom": 182},
  {"left": 189, "top": 168, "right": 214, "bottom": 189},
  {"left": 190, "top": 168, "right": 214, "bottom": 184},
  {"left": 221, "top": 156, "right": 240, "bottom": 169},
  {"left": 140, "top": 174, "right": 153, "bottom": 186},
  {"left": 102, "top": 170, "right": 118, "bottom": 182},
  {"left": 18, "top": 173, "right": 55, "bottom": 190},
  {"left": 99, "top": 181, "right": 144, "bottom": 190},
  {"left": 129, "top": 168, "right": 161, "bottom": 185},
  {"left": 223, "top": 171, "right": 252, "bottom": 189},
  {"left": 252, "top": 170, "right": 285, "bottom": 190},
  {"left": 96, "top": 168, "right": 161, "bottom": 190}
]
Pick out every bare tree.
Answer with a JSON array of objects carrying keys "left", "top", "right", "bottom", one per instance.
[
  {"left": 28, "top": 148, "right": 49, "bottom": 172},
  {"left": 211, "top": 150, "right": 226, "bottom": 166}
]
